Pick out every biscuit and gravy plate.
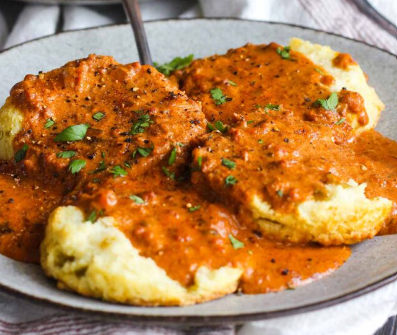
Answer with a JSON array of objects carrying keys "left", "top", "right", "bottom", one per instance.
[{"left": 0, "top": 19, "right": 396, "bottom": 322}]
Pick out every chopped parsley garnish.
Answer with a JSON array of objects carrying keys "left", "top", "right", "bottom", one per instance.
[
  {"left": 208, "top": 120, "right": 228, "bottom": 133},
  {"left": 255, "top": 104, "right": 280, "bottom": 111},
  {"left": 55, "top": 124, "right": 90, "bottom": 142},
  {"left": 176, "top": 142, "right": 185, "bottom": 147},
  {"left": 14, "top": 144, "right": 28, "bottom": 163},
  {"left": 189, "top": 205, "right": 201, "bottom": 212},
  {"left": 44, "top": 118, "right": 55, "bottom": 129},
  {"left": 258, "top": 139, "right": 263, "bottom": 144},
  {"left": 276, "top": 190, "right": 284, "bottom": 197},
  {"left": 315, "top": 68, "right": 325, "bottom": 75},
  {"left": 247, "top": 120, "right": 255, "bottom": 125},
  {"left": 229, "top": 234, "right": 244, "bottom": 249},
  {"left": 335, "top": 117, "right": 346, "bottom": 125},
  {"left": 222, "top": 158, "right": 236, "bottom": 170},
  {"left": 87, "top": 210, "right": 97, "bottom": 223},
  {"left": 130, "top": 195, "right": 145, "bottom": 204},
  {"left": 265, "top": 104, "right": 280, "bottom": 111},
  {"left": 207, "top": 123, "right": 215, "bottom": 131},
  {"left": 210, "top": 87, "right": 227, "bottom": 105},
  {"left": 92, "top": 161, "right": 106, "bottom": 173},
  {"left": 92, "top": 112, "right": 105, "bottom": 121},
  {"left": 228, "top": 80, "right": 237, "bottom": 86},
  {"left": 162, "top": 166, "right": 175, "bottom": 180},
  {"left": 314, "top": 92, "right": 339, "bottom": 111},
  {"left": 57, "top": 150, "right": 76, "bottom": 158},
  {"left": 154, "top": 54, "right": 194, "bottom": 76},
  {"left": 197, "top": 156, "right": 203, "bottom": 170},
  {"left": 68, "top": 159, "right": 86, "bottom": 174},
  {"left": 276, "top": 46, "right": 291, "bottom": 60},
  {"left": 168, "top": 147, "right": 177, "bottom": 166},
  {"left": 124, "top": 161, "right": 131, "bottom": 168},
  {"left": 133, "top": 146, "right": 153, "bottom": 158},
  {"left": 225, "top": 175, "right": 238, "bottom": 186},
  {"left": 110, "top": 165, "right": 128, "bottom": 178},
  {"left": 130, "top": 114, "right": 153, "bottom": 135}
]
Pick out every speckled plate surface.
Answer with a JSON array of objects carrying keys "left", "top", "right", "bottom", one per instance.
[{"left": 0, "top": 19, "right": 396, "bottom": 323}]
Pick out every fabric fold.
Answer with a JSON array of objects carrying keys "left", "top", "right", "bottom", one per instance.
[{"left": 3, "top": 5, "right": 60, "bottom": 50}]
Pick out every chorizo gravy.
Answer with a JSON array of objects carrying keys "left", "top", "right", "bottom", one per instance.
[{"left": 0, "top": 39, "right": 396, "bottom": 305}]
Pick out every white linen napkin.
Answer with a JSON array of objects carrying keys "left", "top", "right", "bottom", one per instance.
[
  {"left": 0, "top": 1, "right": 396, "bottom": 334},
  {"left": 2, "top": 5, "right": 60, "bottom": 50}
]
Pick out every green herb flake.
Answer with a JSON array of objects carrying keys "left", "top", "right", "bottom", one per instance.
[
  {"left": 136, "top": 146, "right": 153, "bottom": 157},
  {"left": 228, "top": 80, "right": 237, "bottom": 86},
  {"left": 207, "top": 123, "right": 216, "bottom": 131},
  {"left": 276, "top": 46, "right": 291, "bottom": 60},
  {"left": 87, "top": 210, "right": 97, "bottom": 223},
  {"left": 189, "top": 205, "right": 201, "bottom": 212},
  {"left": 247, "top": 120, "right": 255, "bottom": 125},
  {"left": 315, "top": 68, "right": 325, "bottom": 75},
  {"left": 130, "top": 114, "right": 153, "bottom": 135},
  {"left": 154, "top": 54, "right": 194, "bottom": 76},
  {"left": 258, "top": 139, "right": 263, "bottom": 144},
  {"left": 68, "top": 159, "right": 86, "bottom": 174},
  {"left": 130, "top": 195, "right": 145, "bottom": 204},
  {"left": 208, "top": 120, "right": 229, "bottom": 133},
  {"left": 92, "top": 161, "right": 106, "bottom": 173},
  {"left": 265, "top": 104, "right": 280, "bottom": 111},
  {"left": 168, "top": 147, "right": 177, "bottom": 166},
  {"left": 277, "top": 190, "right": 284, "bottom": 197},
  {"left": 55, "top": 124, "right": 90, "bottom": 142},
  {"left": 210, "top": 87, "right": 227, "bottom": 105},
  {"left": 197, "top": 156, "right": 203, "bottom": 170},
  {"left": 335, "top": 117, "right": 346, "bottom": 125},
  {"left": 176, "top": 142, "right": 185, "bottom": 147},
  {"left": 57, "top": 150, "right": 76, "bottom": 158},
  {"left": 222, "top": 158, "right": 236, "bottom": 170},
  {"left": 314, "top": 92, "right": 339, "bottom": 111},
  {"left": 92, "top": 112, "right": 105, "bottom": 121},
  {"left": 229, "top": 234, "right": 244, "bottom": 249},
  {"left": 110, "top": 165, "right": 128, "bottom": 178},
  {"left": 216, "top": 121, "right": 227, "bottom": 132},
  {"left": 162, "top": 166, "right": 175, "bottom": 180},
  {"left": 225, "top": 175, "right": 238, "bottom": 186},
  {"left": 124, "top": 161, "right": 131, "bottom": 168},
  {"left": 15, "top": 144, "right": 29, "bottom": 163},
  {"left": 44, "top": 118, "right": 55, "bottom": 129}
]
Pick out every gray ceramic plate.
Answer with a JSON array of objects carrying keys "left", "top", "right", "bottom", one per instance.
[{"left": 0, "top": 19, "right": 396, "bottom": 323}]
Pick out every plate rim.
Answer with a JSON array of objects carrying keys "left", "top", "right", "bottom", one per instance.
[
  {"left": 0, "top": 269, "right": 396, "bottom": 324},
  {"left": 1, "top": 17, "right": 396, "bottom": 57},
  {"left": 0, "top": 18, "right": 396, "bottom": 323}
]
